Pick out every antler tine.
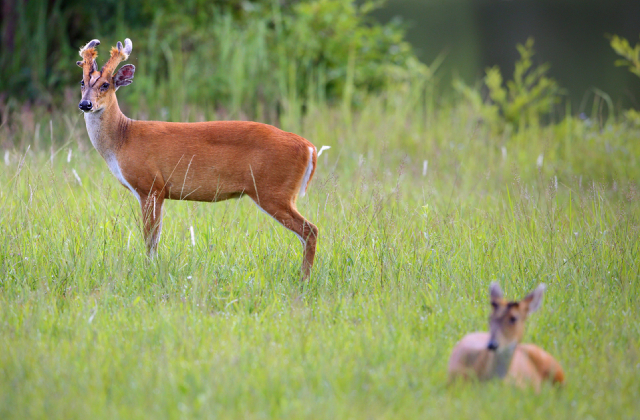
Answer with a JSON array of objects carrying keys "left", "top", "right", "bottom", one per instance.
[
  {"left": 123, "top": 38, "right": 133, "bottom": 57},
  {"left": 101, "top": 38, "right": 133, "bottom": 76},
  {"left": 79, "top": 39, "right": 100, "bottom": 57}
]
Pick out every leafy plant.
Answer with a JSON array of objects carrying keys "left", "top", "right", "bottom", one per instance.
[
  {"left": 455, "top": 38, "right": 561, "bottom": 132},
  {"left": 609, "top": 34, "right": 640, "bottom": 126},
  {"left": 609, "top": 34, "right": 640, "bottom": 78}
]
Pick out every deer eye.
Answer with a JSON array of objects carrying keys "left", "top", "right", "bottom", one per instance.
[
  {"left": 80, "top": 80, "right": 84, "bottom": 87},
  {"left": 100, "top": 82, "right": 109, "bottom": 91}
]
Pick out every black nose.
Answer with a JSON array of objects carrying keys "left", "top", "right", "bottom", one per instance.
[
  {"left": 78, "top": 100, "right": 92, "bottom": 111},
  {"left": 487, "top": 340, "right": 499, "bottom": 351}
]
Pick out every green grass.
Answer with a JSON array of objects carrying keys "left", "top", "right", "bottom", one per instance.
[{"left": 0, "top": 99, "right": 639, "bottom": 419}]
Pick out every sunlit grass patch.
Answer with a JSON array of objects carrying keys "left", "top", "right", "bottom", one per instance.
[{"left": 0, "top": 101, "right": 639, "bottom": 418}]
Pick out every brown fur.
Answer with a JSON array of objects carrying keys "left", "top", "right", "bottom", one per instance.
[
  {"left": 78, "top": 39, "right": 319, "bottom": 279},
  {"left": 519, "top": 344, "right": 565, "bottom": 384},
  {"left": 80, "top": 47, "right": 98, "bottom": 81}
]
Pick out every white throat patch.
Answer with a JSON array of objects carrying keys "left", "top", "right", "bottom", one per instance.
[
  {"left": 84, "top": 110, "right": 140, "bottom": 203},
  {"left": 84, "top": 109, "right": 104, "bottom": 151},
  {"left": 493, "top": 342, "right": 517, "bottom": 379}
]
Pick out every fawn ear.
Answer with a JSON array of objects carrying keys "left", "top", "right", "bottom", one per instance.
[
  {"left": 114, "top": 64, "right": 135, "bottom": 90},
  {"left": 490, "top": 282, "right": 503, "bottom": 301},
  {"left": 523, "top": 284, "right": 546, "bottom": 314}
]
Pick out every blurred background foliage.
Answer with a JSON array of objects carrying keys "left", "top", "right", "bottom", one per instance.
[
  {"left": 372, "top": 0, "right": 640, "bottom": 112},
  {"left": 610, "top": 34, "right": 640, "bottom": 78},
  {"left": 0, "top": 0, "right": 639, "bottom": 122},
  {"left": 0, "top": 0, "right": 427, "bottom": 118}
]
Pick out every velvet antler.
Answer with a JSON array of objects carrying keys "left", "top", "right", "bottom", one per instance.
[
  {"left": 77, "top": 39, "right": 100, "bottom": 80},
  {"left": 101, "top": 38, "right": 132, "bottom": 76}
]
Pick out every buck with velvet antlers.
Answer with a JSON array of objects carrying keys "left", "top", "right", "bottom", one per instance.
[
  {"left": 77, "top": 38, "right": 319, "bottom": 279},
  {"left": 448, "top": 283, "right": 564, "bottom": 391}
]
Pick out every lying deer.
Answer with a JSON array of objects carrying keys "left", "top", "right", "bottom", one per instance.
[
  {"left": 76, "top": 38, "right": 319, "bottom": 279},
  {"left": 448, "top": 283, "right": 564, "bottom": 391}
]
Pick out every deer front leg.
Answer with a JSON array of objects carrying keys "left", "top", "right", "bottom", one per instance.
[{"left": 140, "top": 190, "right": 165, "bottom": 257}]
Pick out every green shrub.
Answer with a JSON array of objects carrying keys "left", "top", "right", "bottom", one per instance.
[
  {"left": 610, "top": 34, "right": 640, "bottom": 78},
  {"left": 454, "top": 38, "right": 561, "bottom": 132},
  {"left": 609, "top": 34, "right": 640, "bottom": 126},
  {"left": 280, "top": 0, "right": 427, "bottom": 104}
]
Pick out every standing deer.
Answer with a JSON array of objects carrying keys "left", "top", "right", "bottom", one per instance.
[
  {"left": 448, "top": 283, "right": 564, "bottom": 391},
  {"left": 76, "top": 38, "right": 319, "bottom": 279}
]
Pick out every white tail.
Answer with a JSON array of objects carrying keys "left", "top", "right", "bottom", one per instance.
[
  {"left": 76, "top": 38, "right": 319, "bottom": 279},
  {"left": 317, "top": 145, "right": 331, "bottom": 156},
  {"left": 448, "top": 283, "right": 564, "bottom": 391}
]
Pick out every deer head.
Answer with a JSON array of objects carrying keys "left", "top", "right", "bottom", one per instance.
[
  {"left": 486, "top": 282, "right": 546, "bottom": 352},
  {"left": 76, "top": 38, "right": 135, "bottom": 113}
]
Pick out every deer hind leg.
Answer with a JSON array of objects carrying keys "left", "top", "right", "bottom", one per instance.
[
  {"left": 140, "top": 190, "right": 165, "bottom": 257},
  {"left": 253, "top": 198, "right": 318, "bottom": 280}
]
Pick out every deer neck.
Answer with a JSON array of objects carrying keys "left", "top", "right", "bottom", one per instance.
[
  {"left": 489, "top": 342, "right": 517, "bottom": 379},
  {"left": 84, "top": 99, "right": 131, "bottom": 160}
]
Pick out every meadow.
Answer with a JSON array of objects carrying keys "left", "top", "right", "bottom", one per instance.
[{"left": 0, "top": 91, "right": 638, "bottom": 419}]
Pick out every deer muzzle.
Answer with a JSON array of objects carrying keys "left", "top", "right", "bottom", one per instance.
[{"left": 78, "top": 100, "right": 93, "bottom": 112}]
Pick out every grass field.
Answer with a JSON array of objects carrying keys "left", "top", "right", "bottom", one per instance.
[{"left": 1, "top": 99, "right": 639, "bottom": 419}]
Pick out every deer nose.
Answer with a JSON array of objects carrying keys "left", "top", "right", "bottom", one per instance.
[
  {"left": 487, "top": 339, "right": 499, "bottom": 351},
  {"left": 78, "top": 100, "right": 92, "bottom": 112}
]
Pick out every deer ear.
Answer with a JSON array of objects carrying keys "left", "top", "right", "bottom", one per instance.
[
  {"left": 490, "top": 282, "right": 503, "bottom": 301},
  {"left": 114, "top": 64, "right": 135, "bottom": 90},
  {"left": 523, "top": 284, "right": 546, "bottom": 314}
]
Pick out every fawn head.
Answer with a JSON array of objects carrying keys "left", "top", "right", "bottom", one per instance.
[
  {"left": 76, "top": 38, "right": 135, "bottom": 113},
  {"left": 487, "top": 282, "right": 546, "bottom": 352}
]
